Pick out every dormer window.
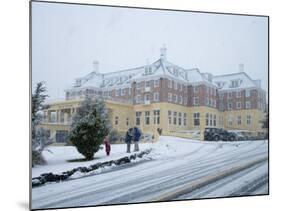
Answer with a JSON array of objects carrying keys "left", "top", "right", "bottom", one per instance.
[
  {"left": 145, "top": 66, "right": 153, "bottom": 75},
  {"left": 230, "top": 79, "right": 242, "bottom": 88},
  {"left": 173, "top": 68, "right": 179, "bottom": 76},
  {"left": 216, "top": 81, "right": 224, "bottom": 88}
]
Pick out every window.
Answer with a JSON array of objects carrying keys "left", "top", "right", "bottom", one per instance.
[
  {"left": 246, "top": 101, "right": 251, "bottom": 109},
  {"left": 179, "top": 96, "right": 183, "bottom": 104},
  {"left": 184, "top": 97, "right": 187, "bottom": 105},
  {"left": 116, "top": 89, "right": 121, "bottom": 96},
  {"left": 145, "top": 111, "right": 150, "bottom": 125},
  {"left": 137, "top": 82, "right": 142, "bottom": 89},
  {"left": 236, "top": 102, "right": 241, "bottom": 109},
  {"left": 115, "top": 116, "right": 119, "bottom": 125},
  {"left": 145, "top": 94, "right": 150, "bottom": 101},
  {"left": 50, "top": 111, "right": 57, "bottom": 123},
  {"left": 178, "top": 112, "right": 182, "bottom": 126},
  {"left": 145, "top": 81, "right": 150, "bottom": 88},
  {"left": 228, "top": 92, "right": 232, "bottom": 99},
  {"left": 121, "top": 89, "right": 126, "bottom": 96},
  {"left": 168, "top": 110, "right": 172, "bottom": 124},
  {"left": 228, "top": 102, "right": 233, "bottom": 110},
  {"left": 154, "top": 80, "right": 159, "bottom": 87},
  {"left": 173, "top": 112, "right": 177, "bottom": 125},
  {"left": 173, "top": 94, "right": 178, "bottom": 103},
  {"left": 136, "top": 95, "right": 141, "bottom": 104},
  {"left": 154, "top": 92, "right": 159, "bottom": 101},
  {"left": 153, "top": 110, "right": 160, "bottom": 124},
  {"left": 168, "top": 80, "right": 172, "bottom": 88},
  {"left": 194, "top": 97, "right": 199, "bottom": 106},
  {"left": 173, "top": 68, "right": 179, "bottom": 76},
  {"left": 168, "top": 93, "right": 172, "bottom": 102},
  {"left": 213, "top": 115, "right": 217, "bottom": 127},
  {"left": 205, "top": 113, "right": 209, "bottom": 126},
  {"left": 247, "top": 115, "right": 251, "bottom": 125},
  {"left": 219, "top": 116, "right": 223, "bottom": 126},
  {"left": 237, "top": 116, "right": 241, "bottom": 125},
  {"left": 230, "top": 80, "right": 240, "bottom": 88},
  {"left": 194, "top": 86, "right": 199, "bottom": 94},
  {"left": 126, "top": 118, "right": 130, "bottom": 126},
  {"left": 219, "top": 93, "right": 224, "bottom": 100},
  {"left": 210, "top": 114, "right": 213, "bottom": 126},
  {"left": 205, "top": 97, "right": 209, "bottom": 106},
  {"left": 228, "top": 115, "right": 233, "bottom": 126},
  {"left": 136, "top": 112, "right": 141, "bottom": 126},
  {"left": 245, "top": 90, "right": 251, "bottom": 97},
  {"left": 183, "top": 113, "right": 187, "bottom": 126},
  {"left": 193, "top": 113, "right": 200, "bottom": 126},
  {"left": 174, "top": 82, "right": 178, "bottom": 90},
  {"left": 236, "top": 91, "right": 241, "bottom": 98},
  {"left": 179, "top": 84, "right": 182, "bottom": 91}
]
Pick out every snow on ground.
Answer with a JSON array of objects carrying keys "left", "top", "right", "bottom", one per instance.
[
  {"left": 32, "top": 136, "right": 268, "bottom": 209},
  {"left": 32, "top": 136, "right": 265, "bottom": 178},
  {"left": 32, "top": 143, "right": 152, "bottom": 177}
]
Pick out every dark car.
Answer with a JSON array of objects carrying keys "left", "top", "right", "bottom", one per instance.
[{"left": 204, "top": 128, "right": 237, "bottom": 141}]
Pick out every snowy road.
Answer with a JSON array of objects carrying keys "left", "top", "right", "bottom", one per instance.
[{"left": 32, "top": 137, "right": 268, "bottom": 209}]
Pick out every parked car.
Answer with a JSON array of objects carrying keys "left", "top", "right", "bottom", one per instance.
[
  {"left": 230, "top": 131, "right": 247, "bottom": 141},
  {"left": 204, "top": 128, "right": 237, "bottom": 141}
]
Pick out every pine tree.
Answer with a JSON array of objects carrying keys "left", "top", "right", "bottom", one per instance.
[
  {"left": 70, "top": 97, "right": 111, "bottom": 160},
  {"left": 32, "top": 82, "right": 50, "bottom": 166}
]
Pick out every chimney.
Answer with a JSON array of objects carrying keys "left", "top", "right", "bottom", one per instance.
[
  {"left": 160, "top": 44, "right": 167, "bottom": 60},
  {"left": 239, "top": 63, "right": 244, "bottom": 73},
  {"left": 93, "top": 60, "right": 99, "bottom": 73}
]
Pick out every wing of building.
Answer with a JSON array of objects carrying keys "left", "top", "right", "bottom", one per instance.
[{"left": 40, "top": 46, "right": 267, "bottom": 143}]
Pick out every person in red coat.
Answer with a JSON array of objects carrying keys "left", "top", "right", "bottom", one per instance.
[{"left": 103, "top": 136, "right": 111, "bottom": 156}]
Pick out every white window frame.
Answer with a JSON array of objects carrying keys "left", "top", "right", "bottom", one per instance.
[
  {"left": 194, "top": 97, "right": 199, "bottom": 106},
  {"left": 179, "top": 95, "right": 183, "bottom": 104},
  {"left": 154, "top": 79, "right": 159, "bottom": 87},
  {"left": 247, "top": 115, "right": 251, "bottom": 125},
  {"left": 168, "top": 93, "right": 172, "bottom": 102},
  {"left": 245, "top": 90, "right": 251, "bottom": 97},
  {"left": 168, "top": 80, "right": 172, "bottom": 88},
  {"left": 145, "top": 111, "right": 150, "bottom": 125},
  {"left": 236, "top": 102, "right": 241, "bottom": 109},
  {"left": 237, "top": 116, "right": 242, "bottom": 125},
  {"left": 154, "top": 92, "right": 159, "bottom": 102},
  {"left": 173, "top": 94, "right": 178, "bottom": 103},
  {"left": 246, "top": 101, "right": 251, "bottom": 109}
]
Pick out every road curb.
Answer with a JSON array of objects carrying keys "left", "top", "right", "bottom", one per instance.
[{"left": 150, "top": 156, "right": 268, "bottom": 201}]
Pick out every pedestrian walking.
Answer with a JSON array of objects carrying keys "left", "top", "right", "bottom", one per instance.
[
  {"left": 103, "top": 136, "right": 111, "bottom": 156},
  {"left": 132, "top": 127, "right": 142, "bottom": 152},
  {"left": 125, "top": 128, "right": 133, "bottom": 153}
]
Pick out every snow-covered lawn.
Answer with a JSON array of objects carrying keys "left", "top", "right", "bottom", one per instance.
[
  {"left": 32, "top": 136, "right": 264, "bottom": 178},
  {"left": 32, "top": 142, "right": 153, "bottom": 177}
]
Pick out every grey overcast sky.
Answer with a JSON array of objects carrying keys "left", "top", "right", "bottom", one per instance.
[{"left": 32, "top": 1, "right": 268, "bottom": 100}]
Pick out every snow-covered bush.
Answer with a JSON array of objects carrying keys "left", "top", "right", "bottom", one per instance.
[{"left": 69, "top": 97, "right": 111, "bottom": 160}]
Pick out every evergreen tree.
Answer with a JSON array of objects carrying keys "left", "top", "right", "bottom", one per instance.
[
  {"left": 32, "top": 82, "right": 50, "bottom": 166},
  {"left": 70, "top": 97, "right": 111, "bottom": 160}
]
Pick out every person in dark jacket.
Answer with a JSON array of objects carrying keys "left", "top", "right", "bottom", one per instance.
[
  {"left": 125, "top": 128, "right": 133, "bottom": 153},
  {"left": 103, "top": 136, "right": 111, "bottom": 156},
  {"left": 132, "top": 127, "right": 142, "bottom": 152}
]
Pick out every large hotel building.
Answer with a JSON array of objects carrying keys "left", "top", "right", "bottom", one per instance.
[{"left": 41, "top": 47, "right": 267, "bottom": 143}]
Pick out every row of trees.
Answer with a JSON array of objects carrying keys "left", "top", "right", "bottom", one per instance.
[{"left": 32, "top": 82, "right": 112, "bottom": 165}]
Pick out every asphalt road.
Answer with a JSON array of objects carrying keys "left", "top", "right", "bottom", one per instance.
[{"left": 32, "top": 140, "right": 268, "bottom": 209}]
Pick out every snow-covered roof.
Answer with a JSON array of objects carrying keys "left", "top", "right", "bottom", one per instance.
[
  {"left": 68, "top": 49, "right": 216, "bottom": 90},
  {"left": 213, "top": 72, "right": 260, "bottom": 91},
  {"left": 68, "top": 47, "right": 262, "bottom": 91}
]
